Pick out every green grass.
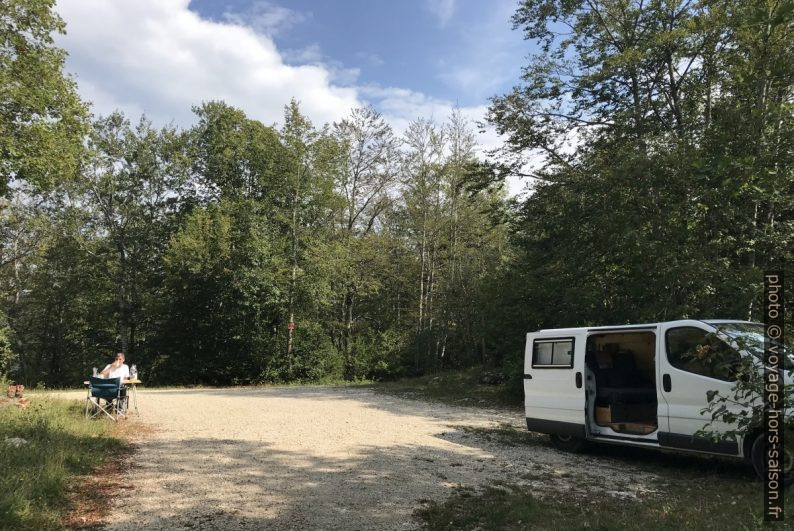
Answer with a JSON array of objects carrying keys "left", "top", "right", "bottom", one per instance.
[
  {"left": 39, "top": 378, "right": 376, "bottom": 392},
  {"left": 417, "top": 479, "right": 794, "bottom": 530},
  {"left": 373, "top": 367, "right": 521, "bottom": 409},
  {"left": 0, "top": 397, "right": 126, "bottom": 530},
  {"left": 418, "top": 423, "right": 794, "bottom": 530},
  {"left": 378, "top": 371, "right": 793, "bottom": 529}
]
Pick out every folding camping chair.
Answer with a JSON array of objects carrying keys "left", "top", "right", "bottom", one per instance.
[{"left": 84, "top": 377, "right": 128, "bottom": 421}]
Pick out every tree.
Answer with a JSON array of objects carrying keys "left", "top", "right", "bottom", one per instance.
[
  {"left": 80, "top": 113, "right": 185, "bottom": 358},
  {"left": 331, "top": 106, "right": 398, "bottom": 377},
  {"left": 696, "top": 330, "right": 794, "bottom": 482},
  {"left": 0, "top": 309, "right": 12, "bottom": 377},
  {"left": 278, "top": 100, "right": 340, "bottom": 374},
  {"left": 400, "top": 118, "right": 446, "bottom": 372},
  {"left": 696, "top": 0, "right": 794, "bottom": 321},
  {"left": 159, "top": 200, "right": 287, "bottom": 384},
  {"left": 487, "top": 0, "right": 794, "bottom": 333},
  {"left": 396, "top": 113, "right": 509, "bottom": 374},
  {"left": 0, "top": 200, "right": 117, "bottom": 385},
  {"left": 189, "top": 101, "right": 286, "bottom": 203},
  {"left": 0, "top": 0, "right": 88, "bottom": 194}
]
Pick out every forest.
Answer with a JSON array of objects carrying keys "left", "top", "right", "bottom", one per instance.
[{"left": 1, "top": 0, "right": 792, "bottom": 389}]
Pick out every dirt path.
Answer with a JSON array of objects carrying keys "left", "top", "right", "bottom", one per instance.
[{"left": 77, "top": 386, "right": 661, "bottom": 530}]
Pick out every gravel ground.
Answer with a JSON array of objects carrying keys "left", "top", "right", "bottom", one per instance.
[{"left": 66, "top": 386, "right": 662, "bottom": 530}]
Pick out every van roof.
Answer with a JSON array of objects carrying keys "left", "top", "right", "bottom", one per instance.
[{"left": 533, "top": 319, "right": 759, "bottom": 334}]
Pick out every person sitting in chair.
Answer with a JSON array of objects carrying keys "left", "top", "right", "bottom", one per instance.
[
  {"left": 100, "top": 352, "right": 130, "bottom": 380},
  {"left": 97, "top": 352, "right": 129, "bottom": 414}
]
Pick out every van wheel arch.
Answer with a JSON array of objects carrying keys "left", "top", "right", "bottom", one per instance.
[
  {"left": 748, "top": 432, "right": 794, "bottom": 486},
  {"left": 743, "top": 429, "right": 763, "bottom": 461},
  {"left": 549, "top": 433, "right": 588, "bottom": 452}
]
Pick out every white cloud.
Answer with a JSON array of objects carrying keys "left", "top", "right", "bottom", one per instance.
[
  {"left": 357, "top": 86, "right": 498, "bottom": 155},
  {"left": 359, "top": 86, "right": 526, "bottom": 195},
  {"left": 55, "top": 0, "right": 358, "bottom": 127},
  {"left": 354, "top": 51, "right": 384, "bottom": 67},
  {"left": 222, "top": 1, "right": 307, "bottom": 37},
  {"left": 425, "top": 0, "right": 456, "bottom": 27},
  {"left": 281, "top": 44, "right": 361, "bottom": 86},
  {"left": 53, "top": 0, "right": 522, "bottom": 195},
  {"left": 281, "top": 43, "right": 324, "bottom": 64},
  {"left": 360, "top": 86, "right": 462, "bottom": 133}
]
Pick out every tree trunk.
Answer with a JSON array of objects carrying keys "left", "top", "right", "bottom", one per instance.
[
  {"left": 344, "top": 287, "right": 354, "bottom": 379},
  {"left": 287, "top": 190, "right": 299, "bottom": 368},
  {"left": 416, "top": 214, "right": 427, "bottom": 372}
]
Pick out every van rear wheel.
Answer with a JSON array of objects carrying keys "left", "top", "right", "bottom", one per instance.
[
  {"left": 750, "top": 433, "right": 794, "bottom": 487},
  {"left": 550, "top": 434, "right": 587, "bottom": 452}
]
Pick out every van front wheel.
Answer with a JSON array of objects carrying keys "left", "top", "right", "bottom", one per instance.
[
  {"left": 750, "top": 433, "right": 794, "bottom": 487},
  {"left": 550, "top": 434, "right": 587, "bottom": 453}
]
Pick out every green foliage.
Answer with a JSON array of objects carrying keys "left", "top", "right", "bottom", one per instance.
[
  {"left": 0, "top": 0, "right": 510, "bottom": 387},
  {"left": 0, "top": 112, "right": 184, "bottom": 387},
  {"left": 696, "top": 330, "right": 794, "bottom": 448},
  {"left": 261, "top": 320, "right": 342, "bottom": 383},
  {"left": 4, "top": 209, "right": 117, "bottom": 385},
  {"left": 0, "top": 0, "right": 88, "bottom": 195},
  {"left": 158, "top": 201, "right": 287, "bottom": 385},
  {"left": 2, "top": 0, "right": 792, "bottom": 391},
  {"left": 346, "top": 328, "right": 407, "bottom": 381},
  {"left": 0, "top": 398, "right": 124, "bottom": 530},
  {"left": 190, "top": 101, "right": 287, "bottom": 202},
  {"left": 0, "top": 310, "right": 13, "bottom": 377},
  {"left": 484, "top": 0, "right": 794, "bottom": 377}
]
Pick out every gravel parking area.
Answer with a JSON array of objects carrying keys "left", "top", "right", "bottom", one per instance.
[{"left": 77, "top": 386, "right": 661, "bottom": 530}]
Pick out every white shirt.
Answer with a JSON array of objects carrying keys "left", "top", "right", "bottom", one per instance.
[{"left": 103, "top": 363, "right": 130, "bottom": 380}]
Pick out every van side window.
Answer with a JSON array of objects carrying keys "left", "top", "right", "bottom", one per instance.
[
  {"left": 533, "top": 339, "right": 574, "bottom": 368},
  {"left": 665, "top": 327, "right": 741, "bottom": 381}
]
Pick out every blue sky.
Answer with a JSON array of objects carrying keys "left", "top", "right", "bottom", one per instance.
[
  {"left": 191, "top": 0, "right": 527, "bottom": 107},
  {"left": 54, "top": 0, "right": 529, "bottom": 133},
  {"left": 53, "top": 0, "right": 539, "bottom": 197}
]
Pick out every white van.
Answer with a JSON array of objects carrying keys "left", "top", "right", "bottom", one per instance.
[{"left": 523, "top": 319, "right": 790, "bottom": 478}]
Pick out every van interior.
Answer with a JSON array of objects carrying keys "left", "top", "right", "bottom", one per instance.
[{"left": 585, "top": 332, "right": 657, "bottom": 435}]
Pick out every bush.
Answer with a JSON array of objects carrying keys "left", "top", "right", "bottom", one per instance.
[
  {"left": 500, "top": 355, "right": 525, "bottom": 404},
  {"left": 348, "top": 329, "right": 407, "bottom": 381},
  {"left": 259, "top": 321, "right": 343, "bottom": 383},
  {"left": 0, "top": 310, "right": 15, "bottom": 381}
]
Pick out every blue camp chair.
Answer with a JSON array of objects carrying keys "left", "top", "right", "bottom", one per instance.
[{"left": 85, "top": 377, "right": 127, "bottom": 421}]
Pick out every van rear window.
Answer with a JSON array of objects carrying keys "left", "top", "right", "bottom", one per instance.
[{"left": 533, "top": 338, "right": 574, "bottom": 368}]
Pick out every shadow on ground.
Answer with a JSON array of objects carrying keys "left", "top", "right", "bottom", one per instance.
[
  {"left": 97, "top": 387, "right": 760, "bottom": 530},
  {"left": 439, "top": 424, "right": 755, "bottom": 483},
  {"left": 108, "top": 437, "right": 509, "bottom": 530},
  {"left": 140, "top": 387, "right": 757, "bottom": 484}
]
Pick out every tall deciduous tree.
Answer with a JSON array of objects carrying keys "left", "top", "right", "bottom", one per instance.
[
  {"left": 331, "top": 106, "right": 398, "bottom": 377},
  {"left": 486, "top": 0, "right": 794, "bottom": 383},
  {"left": 278, "top": 100, "right": 339, "bottom": 373},
  {"left": 189, "top": 101, "right": 286, "bottom": 203},
  {"left": 0, "top": 0, "right": 87, "bottom": 194},
  {"left": 81, "top": 113, "right": 184, "bottom": 357}
]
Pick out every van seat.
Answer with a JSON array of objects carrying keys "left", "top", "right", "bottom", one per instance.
[{"left": 591, "top": 351, "right": 656, "bottom": 405}]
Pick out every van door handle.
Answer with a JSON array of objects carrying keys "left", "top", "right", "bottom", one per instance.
[
  {"left": 663, "top": 374, "right": 671, "bottom": 392},
  {"left": 575, "top": 372, "right": 582, "bottom": 388}
]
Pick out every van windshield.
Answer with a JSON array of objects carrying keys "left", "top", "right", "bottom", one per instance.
[{"left": 715, "top": 323, "right": 792, "bottom": 368}]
